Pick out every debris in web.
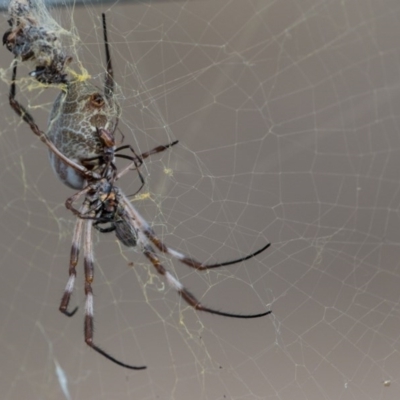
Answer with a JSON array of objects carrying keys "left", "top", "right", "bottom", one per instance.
[{"left": 3, "top": 0, "right": 73, "bottom": 84}]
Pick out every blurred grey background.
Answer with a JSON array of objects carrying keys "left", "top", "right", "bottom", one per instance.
[{"left": 1, "top": 1, "right": 400, "bottom": 399}]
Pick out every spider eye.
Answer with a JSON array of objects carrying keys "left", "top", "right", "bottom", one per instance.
[{"left": 90, "top": 93, "right": 105, "bottom": 107}]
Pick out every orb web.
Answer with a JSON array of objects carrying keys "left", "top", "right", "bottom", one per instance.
[{"left": 0, "top": 1, "right": 399, "bottom": 399}]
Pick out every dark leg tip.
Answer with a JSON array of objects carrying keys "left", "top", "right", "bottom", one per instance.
[{"left": 60, "top": 306, "right": 79, "bottom": 317}]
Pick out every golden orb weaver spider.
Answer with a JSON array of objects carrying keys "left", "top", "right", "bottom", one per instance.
[{"left": 5, "top": 9, "right": 271, "bottom": 369}]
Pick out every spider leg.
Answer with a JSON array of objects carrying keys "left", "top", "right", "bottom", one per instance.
[
  {"left": 138, "top": 140, "right": 179, "bottom": 160},
  {"left": 118, "top": 192, "right": 271, "bottom": 318},
  {"left": 121, "top": 192, "right": 270, "bottom": 270},
  {"left": 148, "top": 234, "right": 270, "bottom": 271},
  {"left": 115, "top": 140, "right": 179, "bottom": 162},
  {"left": 115, "top": 152, "right": 146, "bottom": 196},
  {"left": 143, "top": 244, "right": 271, "bottom": 319},
  {"left": 59, "top": 204, "right": 88, "bottom": 317},
  {"left": 116, "top": 140, "right": 179, "bottom": 181},
  {"left": 83, "top": 217, "right": 146, "bottom": 370},
  {"left": 9, "top": 61, "right": 100, "bottom": 181},
  {"left": 65, "top": 184, "right": 93, "bottom": 218},
  {"left": 93, "top": 221, "right": 116, "bottom": 233},
  {"left": 118, "top": 192, "right": 270, "bottom": 269},
  {"left": 111, "top": 140, "right": 178, "bottom": 197},
  {"left": 102, "top": 13, "right": 113, "bottom": 101}
]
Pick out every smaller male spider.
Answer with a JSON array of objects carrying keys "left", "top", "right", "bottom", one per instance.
[{"left": 7, "top": 12, "right": 271, "bottom": 369}]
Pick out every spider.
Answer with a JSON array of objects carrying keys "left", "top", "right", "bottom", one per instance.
[
  {"left": 65, "top": 172, "right": 271, "bottom": 370},
  {"left": 7, "top": 13, "right": 272, "bottom": 369}
]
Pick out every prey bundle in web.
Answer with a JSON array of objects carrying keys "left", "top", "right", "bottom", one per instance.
[{"left": 3, "top": 0, "right": 73, "bottom": 84}]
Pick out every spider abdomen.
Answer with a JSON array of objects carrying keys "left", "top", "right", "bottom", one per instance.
[
  {"left": 47, "top": 80, "right": 120, "bottom": 189},
  {"left": 115, "top": 219, "right": 138, "bottom": 247}
]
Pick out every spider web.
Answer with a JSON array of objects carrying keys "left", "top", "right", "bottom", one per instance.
[{"left": 0, "top": 0, "right": 400, "bottom": 399}]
